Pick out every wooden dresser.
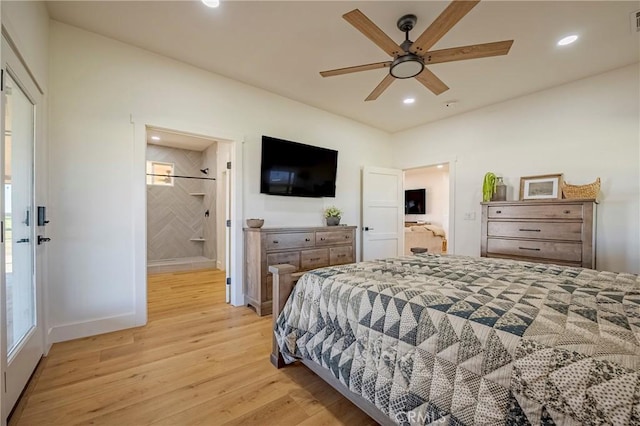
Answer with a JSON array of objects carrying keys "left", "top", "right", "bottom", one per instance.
[
  {"left": 481, "top": 199, "right": 596, "bottom": 269},
  {"left": 244, "top": 225, "right": 356, "bottom": 316}
]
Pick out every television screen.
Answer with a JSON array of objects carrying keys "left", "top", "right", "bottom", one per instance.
[
  {"left": 405, "top": 189, "right": 426, "bottom": 214},
  {"left": 260, "top": 136, "right": 338, "bottom": 197}
]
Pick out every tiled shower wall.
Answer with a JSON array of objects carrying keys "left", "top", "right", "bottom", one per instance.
[{"left": 147, "top": 145, "right": 211, "bottom": 261}]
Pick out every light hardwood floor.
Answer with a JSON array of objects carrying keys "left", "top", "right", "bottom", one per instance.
[{"left": 11, "top": 269, "right": 376, "bottom": 425}]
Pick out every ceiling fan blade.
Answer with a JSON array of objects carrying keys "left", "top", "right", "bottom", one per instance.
[
  {"left": 410, "top": 0, "right": 480, "bottom": 55},
  {"left": 415, "top": 68, "right": 449, "bottom": 95},
  {"left": 343, "top": 9, "right": 403, "bottom": 57},
  {"left": 320, "top": 61, "right": 392, "bottom": 77},
  {"left": 365, "top": 74, "right": 395, "bottom": 101},
  {"left": 424, "top": 40, "right": 514, "bottom": 65}
]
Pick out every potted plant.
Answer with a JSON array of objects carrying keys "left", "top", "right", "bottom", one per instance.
[{"left": 324, "top": 206, "right": 342, "bottom": 226}]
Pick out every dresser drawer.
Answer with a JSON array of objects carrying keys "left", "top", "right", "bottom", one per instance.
[
  {"left": 487, "top": 238, "right": 581, "bottom": 262},
  {"left": 316, "top": 230, "right": 354, "bottom": 246},
  {"left": 330, "top": 246, "right": 353, "bottom": 265},
  {"left": 300, "top": 248, "right": 329, "bottom": 270},
  {"left": 488, "top": 221, "right": 583, "bottom": 241},
  {"left": 265, "top": 232, "right": 315, "bottom": 251},
  {"left": 488, "top": 204, "right": 583, "bottom": 220},
  {"left": 266, "top": 251, "right": 300, "bottom": 272}
]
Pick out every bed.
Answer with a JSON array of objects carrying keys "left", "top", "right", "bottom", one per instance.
[
  {"left": 271, "top": 254, "right": 640, "bottom": 425},
  {"left": 404, "top": 225, "right": 446, "bottom": 255}
]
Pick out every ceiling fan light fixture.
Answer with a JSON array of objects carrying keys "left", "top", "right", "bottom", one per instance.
[
  {"left": 201, "top": 0, "right": 220, "bottom": 8},
  {"left": 390, "top": 54, "right": 424, "bottom": 79}
]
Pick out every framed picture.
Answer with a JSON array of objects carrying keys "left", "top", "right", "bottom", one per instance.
[{"left": 519, "top": 173, "right": 564, "bottom": 200}]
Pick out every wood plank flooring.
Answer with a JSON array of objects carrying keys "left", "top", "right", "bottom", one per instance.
[{"left": 11, "top": 269, "right": 376, "bottom": 425}]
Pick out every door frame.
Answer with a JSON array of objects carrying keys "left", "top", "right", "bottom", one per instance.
[
  {"left": 402, "top": 158, "right": 457, "bottom": 255},
  {"left": 131, "top": 116, "right": 244, "bottom": 328},
  {"left": 223, "top": 168, "right": 231, "bottom": 303}
]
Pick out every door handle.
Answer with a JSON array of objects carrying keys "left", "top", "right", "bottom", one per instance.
[
  {"left": 17, "top": 238, "right": 30, "bottom": 244},
  {"left": 364, "top": 227, "right": 374, "bottom": 231},
  {"left": 38, "top": 236, "right": 51, "bottom": 245}
]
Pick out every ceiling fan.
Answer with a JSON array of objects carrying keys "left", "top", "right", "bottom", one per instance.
[{"left": 320, "top": 0, "right": 514, "bottom": 101}]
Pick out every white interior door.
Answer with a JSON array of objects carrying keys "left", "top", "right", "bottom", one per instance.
[
  {"left": 361, "top": 167, "right": 404, "bottom": 261},
  {"left": 1, "top": 38, "right": 43, "bottom": 417}
]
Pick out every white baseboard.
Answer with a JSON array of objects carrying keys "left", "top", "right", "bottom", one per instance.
[
  {"left": 47, "top": 312, "right": 143, "bottom": 344},
  {"left": 216, "top": 260, "right": 223, "bottom": 270}
]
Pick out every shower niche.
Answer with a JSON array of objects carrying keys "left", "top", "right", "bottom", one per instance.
[{"left": 146, "top": 142, "right": 217, "bottom": 274}]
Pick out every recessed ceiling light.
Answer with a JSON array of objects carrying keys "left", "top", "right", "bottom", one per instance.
[
  {"left": 557, "top": 35, "right": 578, "bottom": 46},
  {"left": 201, "top": 0, "right": 220, "bottom": 8},
  {"left": 437, "top": 164, "right": 444, "bottom": 169},
  {"left": 403, "top": 98, "right": 415, "bottom": 104},
  {"left": 151, "top": 136, "right": 160, "bottom": 141}
]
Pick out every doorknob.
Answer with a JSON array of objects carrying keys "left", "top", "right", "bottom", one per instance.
[{"left": 16, "top": 238, "right": 30, "bottom": 244}]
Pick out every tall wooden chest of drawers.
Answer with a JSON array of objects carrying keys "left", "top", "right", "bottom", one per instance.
[
  {"left": 481, "top": 199, "right": 596, "bottom": 269},
  {"left": 244, "top": 226, "right": 357, "bottom": 316}
]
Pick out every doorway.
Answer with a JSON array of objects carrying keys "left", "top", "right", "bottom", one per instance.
[
  {"left": 403, "top": 162, "right": 453, "bottom": 255},
  {"left": 144, "top": 127, "right": 232, "bottom": 303},
  {"left": 132, "top": 116, "right": 244, "bottom": 326}
]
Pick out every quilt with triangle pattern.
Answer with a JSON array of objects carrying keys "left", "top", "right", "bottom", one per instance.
[{"left": 274, "top": 254, "right": 640, "bottom": 425}]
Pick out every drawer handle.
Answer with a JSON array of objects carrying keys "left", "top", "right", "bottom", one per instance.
[
  {"left": 518, "top": 247, "right": 541, "bottom": 251},
  {"left": 496, "top": 210, "right": 502, "bottom": 214},
  {"left": 320, "top": 238, "right": 325, "bottom": 241},
  {"left": 309, "top": 257, "right": 321, "bottom": 261},
  {"left": 519, "top": 228, "right": 541, "bottom": 232},
  {"left": 563, "top": 210, "right": 571, "bottom": 214},
  {"left": 272, "top": 240, "right": 279, "bottom": 244},
  {"left": 337, "top": 254, "right": 346, "bottom": 258},
  {"left": 345, "top": 235, "right": 350, "bottom": 239},
  {"left": 305, "top": 238, "right": 311, "bottom": 242}
]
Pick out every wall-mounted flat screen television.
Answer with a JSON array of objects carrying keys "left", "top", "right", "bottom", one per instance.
[
  {"left": 405, "top": 189, "right": 426, "bottom": 214},
  {"left": 260, "top": 136, "right": 338, "bottom": 197}
]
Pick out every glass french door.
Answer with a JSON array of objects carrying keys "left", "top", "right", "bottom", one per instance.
[{"left": 1, "top": 38, "right": 43, "bottom": 417}]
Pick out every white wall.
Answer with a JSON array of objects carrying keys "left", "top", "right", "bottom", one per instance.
[
  {"left": 1, "top": 1, "right": 49, "bottom": 91},
  {"left": 48, "top": 22, "right": 392, "bottom": 342},
  {"left": 393, "top": 64, "right": 640, "bottom": 274},
  {"left": 404, "top": 166, "right": 450, "bottom": 236}
]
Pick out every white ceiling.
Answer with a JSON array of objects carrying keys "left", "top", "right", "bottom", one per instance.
[
  {"left": 147, "top": 127, "right": 217, "bottom": 151},
  {"left": 47, "top": 1, "right": 639, "bottom": 133}
]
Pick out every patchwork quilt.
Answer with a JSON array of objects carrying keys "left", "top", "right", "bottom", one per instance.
[{"left": 274, "top": 254, "right": 640, "bottom": 425}]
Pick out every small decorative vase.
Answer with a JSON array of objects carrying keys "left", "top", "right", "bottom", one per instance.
[
  {"left": 492, "top": 177, "right": 507, "bottom": 201},
  {"left": 326, "top": 217, "right": 340, "bottom": 226}
]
